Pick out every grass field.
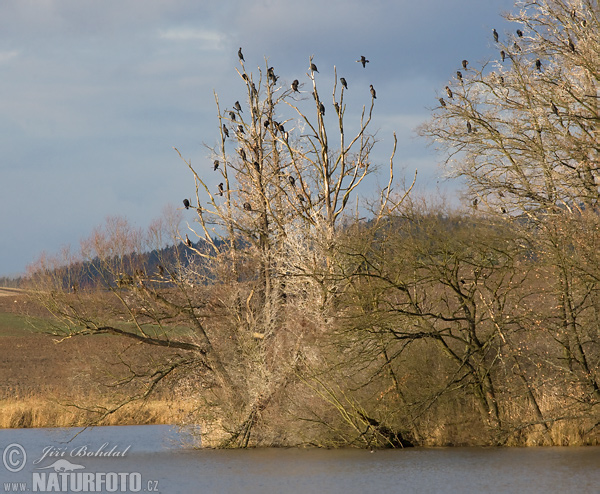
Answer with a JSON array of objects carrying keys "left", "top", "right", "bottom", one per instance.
[{"left": 0, "top": 289, "right": 194, "bottom": 429}]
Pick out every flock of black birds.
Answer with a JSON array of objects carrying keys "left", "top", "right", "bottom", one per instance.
[
  {"left": 437, "top": 25, "right": 573, "bottom": 122},
  {"left": 177, "top": 49, "right": 379, "bottom": 220}
]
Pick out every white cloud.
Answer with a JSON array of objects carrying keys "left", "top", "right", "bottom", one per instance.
[
  {"left": 0, "top": 50, "right": 19, "bottom": 64},
  {"left": 159, "top": 27, "right": 226, "bottom": 49}
]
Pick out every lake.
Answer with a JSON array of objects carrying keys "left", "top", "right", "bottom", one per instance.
[{"left": 1, "top": 425, "right": 598, "bottom": 493}]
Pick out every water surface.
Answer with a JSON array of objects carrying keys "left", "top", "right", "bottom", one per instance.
[{"left": 1, "top": 426, "right": 598, "bottom": 493}]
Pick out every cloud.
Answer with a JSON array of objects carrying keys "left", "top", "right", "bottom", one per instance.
[
  {"left": 158, "top": 27, "right": 226, "bottom": 49},
  {"left": 0, "top": 50, "right": 19, "bottom": 64}
]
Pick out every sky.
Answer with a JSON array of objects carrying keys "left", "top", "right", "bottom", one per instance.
[{"left": 0, "top": 0, "right": 517, "bottom": 277}]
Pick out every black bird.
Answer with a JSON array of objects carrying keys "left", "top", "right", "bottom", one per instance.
[
  {"left": 289, "top": 175, "right": 296, "bottom": 186},
  {"left": 446, "top": 86, "right": 453, "bottom": 98},
  {"left": 340, "top": 77, "right": 348, "bottom": 90},
  {"left": 213, "top": 160, "right": 219, "bottom": 171},
  {"left": 291, "top": 79, "right": 299, "bottom": 92},
  {"left": 183, "top": 198, "right": 190, "bottom": 209},
  {"left": 310, "top": 62, "right": 319, "bottom": 73},
  {"left": 457, "top": 71, "right": 463, "bottom": 82},
  {"left": 264, "top": 119, "right": 270, "bottom": 128},
  {"left": 357, "top": 55, "right": 369, "bottom": 68},
  {"left": 472, "top": 198, "right": 478, "bottom": 207},
  {"left": 243, "top": 202, "right": 252, "bottom": 211},
  {"left": 568, "top": 38, "right": 576, "bottom": 52},
  {"left": 439, "top": 98, "right": 446, "bottom": 108},
  {"left": 462, "top": 59, "right": 468, "bottom": 69},
  {"left": 234, "top": 101, "right": 242, "bottom": 112},
  {"left": 551, "top": 101, "right": 559, "bottom": 116},
  {"left": 242, "top": 73, "right": 248, "bottom": 81},
  {"left": 253, "top": 161, "right": 260, "bottom": 172},
  {"left": 493, "top": 28, "right": 499, "bottom": 43},
  {"left": 228, "top": 111, "right": 236, "bottom": 121},
  {"left": 185, "top": 234, "right": 192, "bottom": 247},
  {"left": 218, "top": 183, "right": 224, "bottom": 196},
  {"left": 223, "top": 124, "right": 229, "bottom": 138},
  {"left": 467, "top": 121, "right": 472, "bottom": 133},
  {"left": 238, "top": 47, "right": 244, "bottom": 62},
  {"left": 513, "top": 41, "right": 521, "bottom": 52},
  {"left": 516, "top": 29, "right": 523, "bottom": 37},
  {"left": 268, "top": 67, "right": 278, "bottom": 82},
  {"left": 501, "top": 50, "right": 506, "bottom": 62},
  {"left": 239, "top": 148, "right": 246, "bottom": 161},
  {"left": 370, "top": 84, "right": 377, "bottom": 99},
  {"left": 334, "top": 102, "right": 340, "bottom": 115},
  {"left": 319, "top": 102, "right": 325, "bottom": 115},
  {"left": 238, "top": 125, "right": 245, "bottom": 134},
  {"left": 536, "top": 59, "right": 542, "bottom": 71}
]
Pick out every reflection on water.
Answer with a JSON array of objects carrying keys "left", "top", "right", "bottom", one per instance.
[{"left": 1, "top": 426, "right": 599, "bottom": 493}]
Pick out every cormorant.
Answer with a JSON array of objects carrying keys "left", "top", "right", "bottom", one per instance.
[
  {"left": 239, "top": 148, "right": 246, "bottom": 161},
  {"left": 238, "top": 47, "right": 244, "bottom": 62},
  {"left": 568, "top": 38, "right": 576, "bottom": 52},
  {"left": 214, "top": 160, "right": 219, "bottom": 171},
  {"left": 516, "top": 29, "right": 523, "bottom": 37},
  {"left": 446, "top": 86, "right": 453, "bottom": 98},
  {"left": 310, "top": 62, "right": 319, "bottom": 73},
  {"left": 289, "top": 175, "right": 295, "bottom": 186},
  {"left": 183, "top": 198, "right": 190, "bottom": 209},
  {"left": 223, "top": 124, "right": 229, "bottom": 138},
  {"left": 501, "top": 50, "right": 506, "bottom": 62},
  {"left": 467, "top": 121, "right": 472, "bottom": 133},
  {"left": 319, "top": 102, "right": 325, "bottom": 115},
  {"left": 218, "top": 183, "right": 224, "bottom": 196},
  {"left": 536, "top": 59, "right": 542, "bottom": 71},
  {"left": 291, "top": 79, "right": 299, "bottom": 92},
  {"left": 462, "top": 59, "right": 468, "bottom": 69},
  {"left": 551, "top": 101, "right": 559, "bottom": 116},
  {"left": 228, "top": 111, "right": 236, "bottom": 121},
  {"left": 253, "top": 161, "right": 260, "bottom": 172},
  {"left": 185, "top": 234, "right": 192, "bottom": 247},
  {"left": 357, "top": 55, "right": 369, "bottom": 68},
  {"left": 340, "top": 77, "right": 348, "bottom": 90},
  {"left": 439, "top": 98, "right": 446, "bottom": 107},
  {"left": 493, "top": 29, "right": 499, "bottom": 43},
  {"left": 513, "top": 41, "right": 521, "bottom": 52},
  {"left": 370, "top": 84, "right": 376, "bottom": 99},
  {"left": 238, "top": 125, "right": 245, "bottom": 134},
  {"left": 243, "top": 202, "right": 252, "bottom": 211},
  {"left": 457, "top": 71, "right": 463, "bottom": 82},
  {"left": 234, "top": 101, "right": 243, "bottom": 112}
]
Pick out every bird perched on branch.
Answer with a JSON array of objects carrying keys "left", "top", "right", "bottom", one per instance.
[
  {"left": 370, "top": 85, "right": 377, "bottom": 99},
  {"left": 357, "top": 55, "right": 369, "bottom": 68},
  {"left": 501, "top": 50, "right": 506, "bottom": 62},
  {"left": 516, "top": 29, "right": 523, "bottom": 37},
  {"left": 234, "top": 101, "right": 242, "bottom": 112},
  {"left": 291, "top": 79, "right": 299, "bottom": 92},
  {"left": 439, "top": 98, "right": 446, "bottom": 108},
  {"left": 319, "top": 102, "right": 325, "bottom": 115},
  {"left": 228, "top": 111, "right": 236, "bottom": 121},
  {"left": 185, "top": 234, "right": 192, "bottom": 247},
  {"left": 222, "top": 124, "right": 229, "bottom": 138},
  {"left": 462, "top": 59, "right": 468, "bottom": 69},
  {"left": 213, "top": 160, "right": 219, "bottom": 171},
  {"left": 493, "top": 29, "right": 499, "bottom": 43},
  {"left": 289, "top": 175, "right": 296, "bottom": 186},
  {"left": 457, "top": 71, "right": 463, "bottom": 82},
  {"left": 446, "top": 86, "right": 453, "bottom": 98},
  {"left": 340, "top": 77, "right": 348, "bottom": 90},
  {"left": 218, "top": 183, "right": 224, "bottom": 196},
  {"left": 243, "top": 202, "right": 252, "bottom": 211},
  {"left": 310, "top": 62, "right": 319, "bottom": 73},
  {"left": 239, "top": 148, "right": 246, "bottom": 161},
  {"left": 536, "top": 59, "right": 542, "bottom": 71},
  {"left": 183, "top": 198, "right": 190, "bottom": 209},
  {"left": 238, "top": 47, "right": 244, "bottom": 62}
]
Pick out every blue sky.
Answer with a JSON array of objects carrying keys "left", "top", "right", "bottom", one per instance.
[{"left": 0, "top": 0, "right": 516, "bottom": 277}]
